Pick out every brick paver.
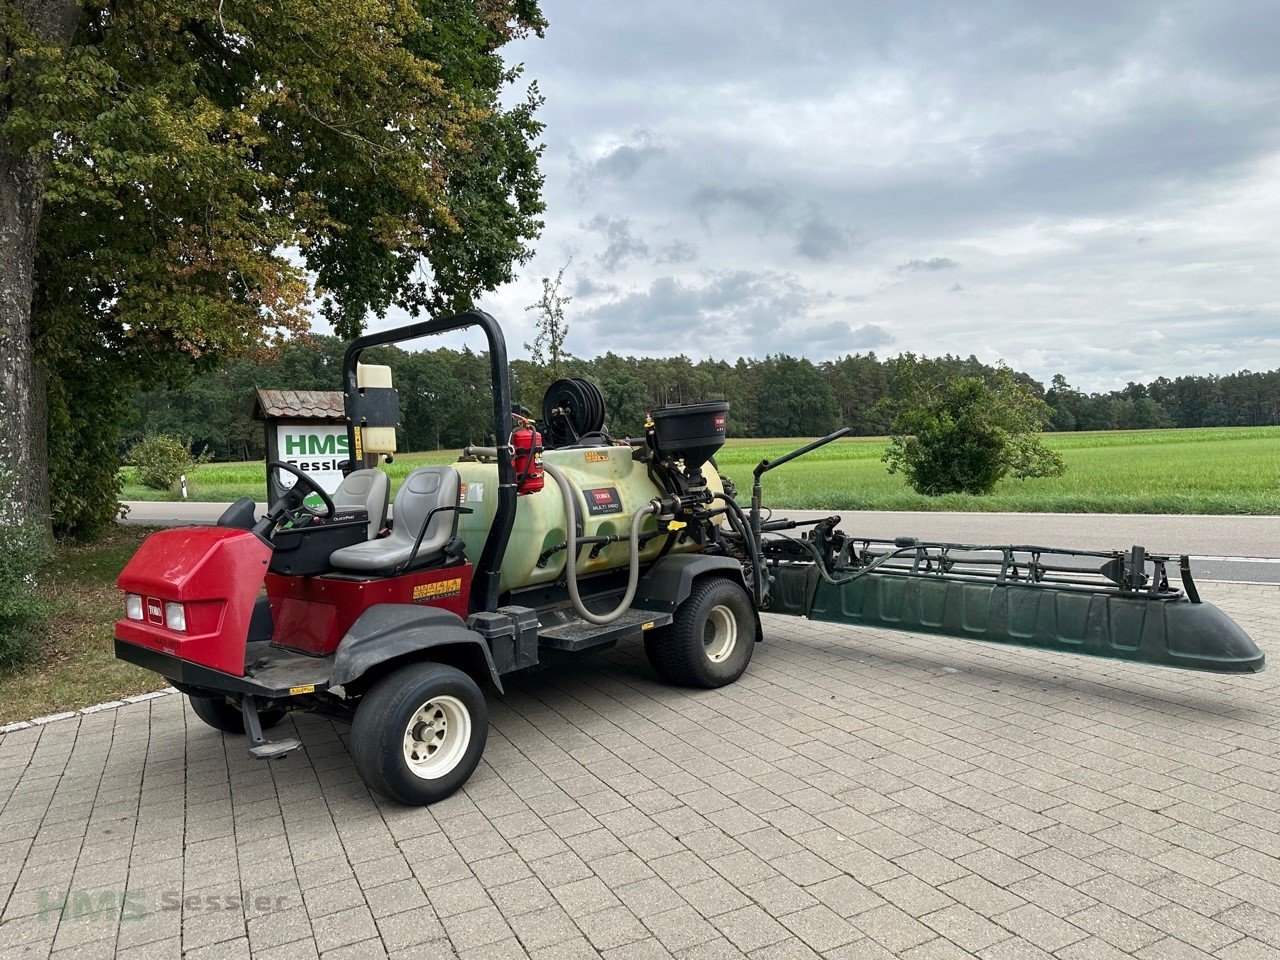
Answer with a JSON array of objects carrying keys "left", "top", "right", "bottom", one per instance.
[{"left": 1, "top": 583, "right": 1276, "bottom": 959}]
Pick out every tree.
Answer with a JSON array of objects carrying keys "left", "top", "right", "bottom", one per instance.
[
  {"left": 754, "top": 355, "right": 839, "bottom": 438},
  {"left": 599, "top": 372, "right": 647, "bottom": 437},
  {"left": 883, "top": 362, "right": 1065, "bottom": 496},
  {"left": 1, "top": 0, "right": 546, "bottom": 535},
  {"left": 522, "top": 263, "right": 572, "bottom": 408}
]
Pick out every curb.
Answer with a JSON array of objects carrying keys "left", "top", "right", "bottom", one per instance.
[{"left": 0, "top": 687, "right": 179, "bottom": 735}]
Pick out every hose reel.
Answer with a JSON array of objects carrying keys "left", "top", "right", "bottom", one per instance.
[{"left": 541, "top": 378, "right": 606, "bottom": 448}]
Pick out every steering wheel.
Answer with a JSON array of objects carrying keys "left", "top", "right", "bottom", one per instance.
[{"left": 264, "top": 461, "right": 336, "bottom": 529}]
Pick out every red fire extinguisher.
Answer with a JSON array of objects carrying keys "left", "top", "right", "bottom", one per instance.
[{"left": 512, "top": 418, "right": 544, "bottom": 495}]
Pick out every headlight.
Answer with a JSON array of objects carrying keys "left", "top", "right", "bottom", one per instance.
[
  {"left": 164, "top": 602, "right": 187, "bottom": 632},
  {"left": 125, "top": 594, "right": 144, "bottom": 621}
]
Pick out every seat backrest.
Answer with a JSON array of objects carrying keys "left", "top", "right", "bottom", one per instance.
[
  {"left": 332, "top": 469, "right": 389, "bottom": 539},
  {"left": 389, "top": 466, "right": 460, "bottom": 560}
]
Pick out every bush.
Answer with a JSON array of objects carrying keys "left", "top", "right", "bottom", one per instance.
[
  {"left": 47, "top": 370, "right": 127, "bottom": 538},
  {"left": 0, "top": 520, "right": 51, "bottom": 673},
  {"left": 130, "top": 435, "right": 211, "bottom": 492},
  {"left": 883, "top": 366, "right": 1066, "bottom": 496}
]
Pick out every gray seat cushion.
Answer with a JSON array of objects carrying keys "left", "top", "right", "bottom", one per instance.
[
  {"left": 332, "top": 469, "right": 389, "bottom": 539},
  {"left": 330, "top": 466, "right": 459, "bottom": 572}
]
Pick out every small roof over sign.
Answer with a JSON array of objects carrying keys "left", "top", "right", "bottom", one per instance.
[{"left": 252, "top": 389, "right": 345, "bottom": 422}]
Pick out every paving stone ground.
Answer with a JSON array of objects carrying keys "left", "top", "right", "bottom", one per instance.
[{"left": 1, "top": 583, "right": 1277, "bottom": 960}]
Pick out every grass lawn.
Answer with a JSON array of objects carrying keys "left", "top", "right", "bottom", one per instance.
[
  {"left": 0, "top": 526, "right": 163, "bottom": 724},
  {"left": 121, "top": 426, "right": 1280, "bottom": 515}
]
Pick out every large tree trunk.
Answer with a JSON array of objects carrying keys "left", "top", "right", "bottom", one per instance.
[
  {"left": 0, "top": 150, "right": 50, "bottom": 526},
  {"left": 0, "top": 0, "right": 80, "bottom": 527}
]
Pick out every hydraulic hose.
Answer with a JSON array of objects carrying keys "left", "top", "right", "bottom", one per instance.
[
  {"left": 543, "top": 462, "right": 657, "bottom": 625},
  {"left": 778, "top": 534, "right": 955, "bottom": 587},
  {"left": 713, "top": 492, "right": 765, "bottom": 602}
]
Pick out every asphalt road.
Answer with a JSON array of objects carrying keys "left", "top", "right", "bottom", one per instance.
[{"left": 121, "top": 500, "right": 1280, "bottom": 583}]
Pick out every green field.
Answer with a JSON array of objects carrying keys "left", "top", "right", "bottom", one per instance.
[{"left": 119, "top": 426, "right": 1280, "bottom": 515}]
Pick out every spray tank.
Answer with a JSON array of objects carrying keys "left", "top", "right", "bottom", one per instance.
[{"left": 454, "top": 386, "right": 727, "bottom": 612}]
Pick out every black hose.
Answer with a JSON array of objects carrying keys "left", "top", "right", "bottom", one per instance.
[
  {"left": 713, "top": 492, "right": 764, "bottom": 603},
  {"left": 770, "top": 533, "right": 927, "bottom": 587},
  {"left": 543, "top": 378, "right": 606, "bottom": 448}
]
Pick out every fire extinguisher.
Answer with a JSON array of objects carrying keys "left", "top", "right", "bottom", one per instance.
[{"left": 512, "top": 417, "right": 544, "bottom": 495}]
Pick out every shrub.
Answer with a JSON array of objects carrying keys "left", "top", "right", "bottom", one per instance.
[
  {"left": 130, "top": 435, "right": 211, "bottom": 492},
  {"left": 0, "top": 484, "right": 51, "bottom": 672},
  {"left": 883, "top": 366, "right": 1065, "bottom": 496}
]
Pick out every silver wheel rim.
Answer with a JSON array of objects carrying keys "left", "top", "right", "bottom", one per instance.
[
  {"left": 402, "top": 695, "right": 471, "bottom": 780},
  {"left": 703, "top": 604, "right": 738, "bottom": 663}
]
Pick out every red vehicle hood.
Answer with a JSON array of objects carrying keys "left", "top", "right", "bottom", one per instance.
[{"left": 116, "top": 527, "right": 271, "bottom": 676}]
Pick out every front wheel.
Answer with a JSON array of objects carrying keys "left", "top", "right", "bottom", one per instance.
[
  {"left": 350, "top": 662, "right": 489, "bottom": 805},
  {"left": 645, "top": 577, "right": 758, "bottom": 688}
]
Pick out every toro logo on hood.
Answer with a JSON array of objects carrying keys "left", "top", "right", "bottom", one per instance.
[{"left": 146, "top": 599, "right": 163, "bottom": 623}]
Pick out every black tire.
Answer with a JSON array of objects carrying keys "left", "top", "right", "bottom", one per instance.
[
  {"left": 645, "top": 577, "right": 757, "bottom": 688},
  {"left": 188, "top": 695, "right": 284, "bottom": 734},
  {"left": 350, "top": 662, "right": 489, "bottom": 806}
]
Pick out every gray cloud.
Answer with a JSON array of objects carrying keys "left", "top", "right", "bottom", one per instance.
[
  {"left": 848, "top": 324, "right": 894, "bottom": 350},
  {"left": 689, "top": 184, "right": 790, "bottom": 228},
  {"left": 573, "top": 276, "right": 617, "bottom": 298},
  {"left": 586, "top": 215, "right": 650, "bottom": 272},
  {"left": 591, "top": 144, "right": 663, "bottom": 181},
  {"left": 896, "top": 257, "right": 959, "bottom": 273},
  {"left": 794, "top": 215, "right": 861, "bottom": 262},
  {"left": 584, "top": 270, "right": 819, "bottom": 353},
  {"left": 470, "top": 1, "right": 1280, "bottom": 390},
  {"left": 579, "top": 130, "right": 666, "bottom": 183},
  {"left": 654, "top": 240, "right": 698, "bottom": 264}
]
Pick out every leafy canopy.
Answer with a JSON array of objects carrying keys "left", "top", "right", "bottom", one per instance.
[
  {"left": 2, "top": 0, "right": 546, "bottom": 535},
  {"left": 882, "top": 357, "right": 1065, "bottom": 496}
]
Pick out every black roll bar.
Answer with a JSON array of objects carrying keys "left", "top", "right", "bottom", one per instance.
[{"left": 342, "top": 310, "right": 516, "bottom": 614}]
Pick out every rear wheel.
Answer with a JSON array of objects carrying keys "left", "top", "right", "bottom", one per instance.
[
  {"left": 645, "top": 577, "right": 757, "bottom": 688},
  {"left": 188, "top": 695, "right": 284, "bottom": 734},
  {"left": 350, "top": 662, "right": 488, "bottom": 805}
]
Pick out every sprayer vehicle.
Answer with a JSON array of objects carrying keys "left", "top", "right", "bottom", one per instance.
[{"left": 114, "top": 310, "right": 1265, "bottom": 805}]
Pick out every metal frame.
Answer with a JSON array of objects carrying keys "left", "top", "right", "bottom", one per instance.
[
  {"left": 828, "top": 538, "right": 1186, "bottom": 599},
  {"left": 342, "top": 311, "right": 516, "bottom": 614}
]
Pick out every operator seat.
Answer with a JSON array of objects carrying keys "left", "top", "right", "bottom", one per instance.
[
  {"left": 329, "top": 466, "right": 461, "bottom": 574},
  {"left": 332, "top": 468, "right": 389, "bottom": 539}
]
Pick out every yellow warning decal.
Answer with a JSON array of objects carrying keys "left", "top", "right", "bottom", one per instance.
[
  {"left": 413, "top": 578, "right": 463, "bottom": 602},
  {"left": 289, "top": 684, "right": 315, "bottom": 696},
  {"left": 585, "top": 450, "right": 610, "bottom": 463},
  {"left": 641, "top": 621, "right": 655, "bottom": 631}
]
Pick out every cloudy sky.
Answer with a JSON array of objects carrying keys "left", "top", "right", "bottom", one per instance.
[{"left": 404, "top": 1, "right": 1279, "bottom": 391}]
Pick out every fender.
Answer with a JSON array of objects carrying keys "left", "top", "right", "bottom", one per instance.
[
  {"left": 634, "top": 554, "right": 750, "bottom": 613},
  {"left": 330, "top": 604, "right": 504, "bottom": 692}
]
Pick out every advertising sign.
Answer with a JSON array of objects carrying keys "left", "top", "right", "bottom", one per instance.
[{"left": 275, "top": 425, "right": 350, "bottom": 495}]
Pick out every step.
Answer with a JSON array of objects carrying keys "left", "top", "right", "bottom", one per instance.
[{"left": 538, "top": 606, "right": 673, "bottom": 653}]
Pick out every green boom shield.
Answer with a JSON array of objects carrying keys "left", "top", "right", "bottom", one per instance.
[
  {"left": 762, "top": 529, "right": 1265, "bottom": 675},
  {"left": 807, "top": 573, "right": 1264, "bottom": 674}
]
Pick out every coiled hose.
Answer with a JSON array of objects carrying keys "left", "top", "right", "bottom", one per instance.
[{"left": 544, "top": 462, "right": 657, "bottom": 625}]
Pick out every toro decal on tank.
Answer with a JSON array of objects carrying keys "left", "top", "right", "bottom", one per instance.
[{"left": 583, "top": 487, "right": 623, "bottom": 516}]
